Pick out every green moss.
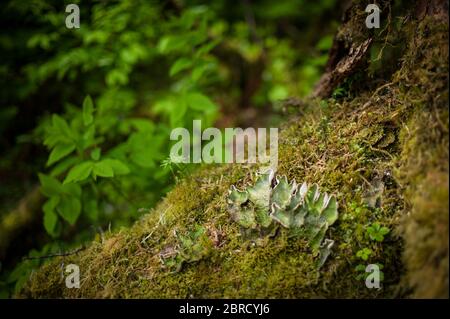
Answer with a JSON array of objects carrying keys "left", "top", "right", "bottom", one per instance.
[{"left": 19, "top": 6, "right": 448, "bottom": 299}]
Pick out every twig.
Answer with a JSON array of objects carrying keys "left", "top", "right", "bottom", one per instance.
[{"left": 22, "top": 246, "right": 86, "bottom": 261}]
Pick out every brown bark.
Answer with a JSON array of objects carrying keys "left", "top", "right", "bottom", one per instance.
[{"left": 312, "top": 37, "right": 372, "bottom": 98}]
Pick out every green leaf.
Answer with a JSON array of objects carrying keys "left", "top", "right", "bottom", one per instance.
[
  {"left": 43, "top": 209, "right": 58, "bottom": 235},
  {"left": 82, "top": 95, "right": 94, "bottom": 126},
  {"left": 169, "top": 58, "right": 192, "bottom": 76},
  {"left": 106, "top": 69, "right": 128, "bottom": 86},
  {"left": 61, "top": 182, "right": 82, "bottom": 198},
  {"left": 64, "top": 161, "right": 93, "bottom": 184},
  {"left": 57, "top": 195, "right": 81, "bottom": 225},
  {"left": 43, "top": 196, "right": 60, "bottom": 235},
  {"left": 157, "top": 36, "right": 172, "bottom": 53},
  {"left": 367, "top": 222, "right": 390, "bottom": 241},
  {"left": 356, "top": 248, "right": 372, "bottom": 261},
  {"left": 47, "top": 143, "right": 75, "bottom": 166},
  {"left": 191, "top": 64, "right": 208, "bottom": 82},
  {"left": 130, "top": 149, "right": 156, "bottom": 168},
  {"left": 84, "top": 198, "right": 99, "bottom": 221},
  {"left": 380, "top": 226, "right": 390, "bottom": 235},
  {"left": 196, "top": 40, "right": 220, "bottom": 56},
  {"left": 38, "top": 173, "right": 62, "bottom": 197},
  {"left": 49, "top": 156, "right": 79, "bottom": 177},
  {"left": 170, "top": 99, "right": 188, "bottom": 127},
  {"left": 157, "top": 35, "right": 187, "bottom": 54},
  {"left": 52, "top": 114, "right": 73, "bottom": 138},
  {"left": 268, "top": 85, "right": 289, "bottom": 102},
  {"left": 81, "top": 125, "right": 97, "bottom": 151},
  {"left": 186, "top": 92, "right": 217, "bottom": 113},
  {"left": 102, "top": 159, "right": 130, "bottom": 175},
  {"left": 93, "top": 160, "right": 114, "bottom": 178},
  {"left": 374, "top": 234, "right": 383, "bottom": 241},
  {"left": 129, "top": 119, "right": 154, "bottom": 132},
  {"left": 127, "top": 131, "right": 160, "bottom": 168},
  {"left": 91, "top": 148, "right": 101, "bottom": 161},
  {"left": 355, "top": 264, "right": 366, "bottom": 272}
]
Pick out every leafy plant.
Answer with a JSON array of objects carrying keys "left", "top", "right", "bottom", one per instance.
[
  {"left": 39, "top": 95, "right": 136, "bottom": 236},
  {"left": 36, "top": 4, "right": 223, "bottom": 237},
  {"left": 356, "top": 248, "right": 373, "bottom": 261},
  {"left": 367, "top": 222, "right": 390, "bottom": 242}
]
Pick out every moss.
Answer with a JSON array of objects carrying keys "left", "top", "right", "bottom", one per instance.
[
  {"left": 400, "top": 172, "right": 448, "bottom": 298},
  {"left": 19, "top": 4, "right": 448, "bottom": 299}
]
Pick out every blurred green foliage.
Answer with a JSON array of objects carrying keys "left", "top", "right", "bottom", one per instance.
[{"left": 0, "top": 0, "right": 339, "bottom": 296}]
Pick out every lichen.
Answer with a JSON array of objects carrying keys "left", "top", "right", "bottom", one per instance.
[
  {"left": 228, "top": 171, "right": 338, "bottom": 253},
  {"left": 160, "top": 225, "right": 213, "bottom": 272}
]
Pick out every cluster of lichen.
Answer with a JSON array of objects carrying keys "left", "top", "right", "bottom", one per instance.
[
  {"left": 160, "top": 225, "right": 212, "bottom": 272},
  {"left": 227, "top": 169, "right": 338, "bottom": 252}
]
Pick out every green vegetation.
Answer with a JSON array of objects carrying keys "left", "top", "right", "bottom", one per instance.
[
  {"left": 366, "top": 223, "right": 389, "bottom": 242},
  {"left": 0, "top": 0, "right": 448, "bottom": 299},
  {"left": 0, "top": 0, "right": 339, "bottom": 297}
]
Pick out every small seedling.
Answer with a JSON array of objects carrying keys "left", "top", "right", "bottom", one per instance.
[
  {"left": 356, "top": 247, "right": 372, "bottom": 261},
  {"left": 366, "top": 222, "right": 389, "bottom": 242}
]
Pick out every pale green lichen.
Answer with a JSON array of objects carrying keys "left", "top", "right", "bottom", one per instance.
[
  {"left": 227, "top": 170, "right": 338, "bottom": 252},
  {"left": 160, "top": 225, "right": 212, "bottom": 272}
]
